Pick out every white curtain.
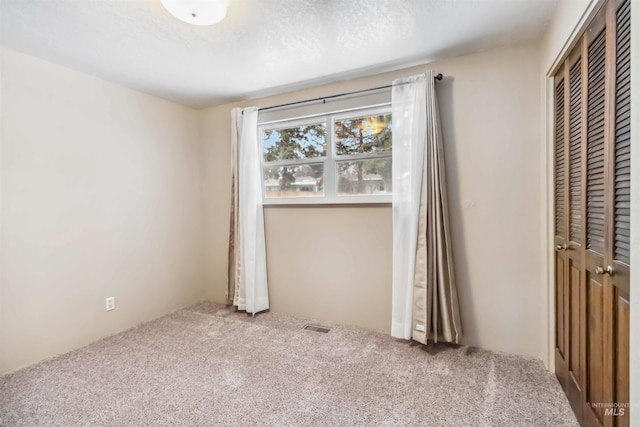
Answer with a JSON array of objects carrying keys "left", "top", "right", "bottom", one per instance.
[
  {"left": 391, "top": 75, "right": 427, "bottom": 339},
  {"left": 391, "top": 71, "right": 462, "bottom": 344},
  {"left": 227, "top": 108, "right": 241, "bottom": 304},
  {"left": 230, "top": 107, "right": 270, "bottom": 314}
]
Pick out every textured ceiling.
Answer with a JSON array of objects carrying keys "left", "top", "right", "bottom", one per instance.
[{"left": 0, "top": 0, "right": 558, "bottom": 108}]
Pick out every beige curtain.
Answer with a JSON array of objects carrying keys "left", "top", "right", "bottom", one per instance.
[
  {"left": 227, "top": 108, "right": 242, "bottom": 304},
  {"left": 412, "top": 72, "right": 462, "bottom": 344}
]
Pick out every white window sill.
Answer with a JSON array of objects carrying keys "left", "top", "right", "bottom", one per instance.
[
  {"left": 262, "top": 195, "right": 392, "bottom": 207},
  {"left": 263, "top": 202, "right": 391, "bottom": 208}
]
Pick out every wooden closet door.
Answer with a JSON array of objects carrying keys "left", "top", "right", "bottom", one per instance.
[
  {"left": 580, "top": 1, "right": 631, "bottom": 425},
  {"left": 554, "top": 64, "right": 570, "bottom": 389},
  {"left": 565, "top": 45, "right": 586, "bottom": 418},
  {"left": 609, "top": 0, "right": 630, "bottom": 425},
  {"left": 553, "top": 1, "right": 631, "bottom": 426},
  {"left": 582, "top": 6, "right": 609, "bottom": 426}
]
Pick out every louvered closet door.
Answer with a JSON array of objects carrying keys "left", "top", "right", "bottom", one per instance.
[
  {"left": 565, "top": 46, "right": 585, "bottom": 419},
  {"left": 553, "top": 65, "right": 570, "bottom": 390},
  {"left": 578, "top": 1, "right": 631, "bottom": 426},
  {"left": 609, "top": 0, "right": 630, "bottom": 425},
  {"left": 582, "top": 8, "right": 609, "bottom": 427},
  {"left": 553, "top": 44, "right": 585, "bottom": 419},
  {"left": 553, "top": 1, "right": 631, "bottom": 426}
]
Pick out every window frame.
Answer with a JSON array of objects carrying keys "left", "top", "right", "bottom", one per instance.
[{"left": 259, "top": 104, "right": 393, "bottom": 205}]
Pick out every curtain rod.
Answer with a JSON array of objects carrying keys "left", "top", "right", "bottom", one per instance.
[{"left": 254, "top": 73, "right": 443, "bottom": 113}]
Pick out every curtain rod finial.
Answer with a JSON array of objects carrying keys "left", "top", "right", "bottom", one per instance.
[{"left": 435, "top": 73, "right": 443, "bottom": 81}]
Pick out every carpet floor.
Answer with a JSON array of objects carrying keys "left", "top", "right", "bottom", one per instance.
[{"left": 1, "top": 302, "right": 578, "bottom": 426}]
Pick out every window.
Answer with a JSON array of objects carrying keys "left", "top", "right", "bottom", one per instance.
[{"left": 260, "top": 106, "right": 392, "bottom": 204}]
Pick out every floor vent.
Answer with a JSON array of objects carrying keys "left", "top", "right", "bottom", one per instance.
[{"left": 303, "top": 323, "right": 331, "bottom": 333}]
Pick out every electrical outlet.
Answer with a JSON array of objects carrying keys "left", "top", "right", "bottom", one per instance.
[{"left": 105, "top": 297, "right": 115, "bottom": 311}]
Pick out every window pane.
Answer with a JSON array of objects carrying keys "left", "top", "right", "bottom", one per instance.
[
  {"left": 262, "top": 123, "right": 326, "bottom": 162},
  {"left": 264, "top": 164, "right": 324, "bottom": 198},
  {"left": 335, "top": 113, "right": 392, "bottom": 156},
  {"left": 337, "top": 158, "right": 392, "bottom": 196}
]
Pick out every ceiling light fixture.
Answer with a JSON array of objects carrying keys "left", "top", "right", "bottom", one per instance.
[{"left": 160, "top": 0, "right": 230, "bottom": 26}]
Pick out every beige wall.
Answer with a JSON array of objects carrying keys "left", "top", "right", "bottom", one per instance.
[
  {"left": 540, "top": 0, "right": 597, "bottom": 72},
  {"left": 0, "top": 48, "right": 206, "bottom": 374},
  {"left": 265, "top": 207, "right": 392, "bottom": 331},
  {"left": 201, "top": 43, "right": 546, "bottom": 359}
]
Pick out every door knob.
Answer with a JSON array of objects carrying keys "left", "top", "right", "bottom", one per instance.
[
  {"left": 555, "top": 244, "right": 567, "bottom": 251},
  {"left": 595, "top": 266, "right": 614, "bottom": 276}
]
